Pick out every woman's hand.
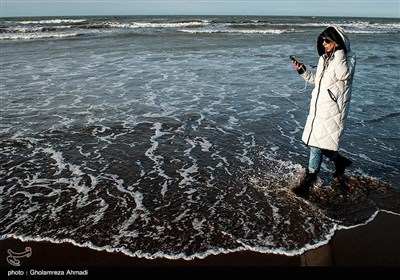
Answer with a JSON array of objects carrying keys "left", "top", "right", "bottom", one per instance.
[{"left": 292, "top": 60, "right": 306, "bottom": 74}]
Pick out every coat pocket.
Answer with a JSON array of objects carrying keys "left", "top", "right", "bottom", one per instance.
[{"left": 327, "top": 89, "right": 337, "bottom": 102}]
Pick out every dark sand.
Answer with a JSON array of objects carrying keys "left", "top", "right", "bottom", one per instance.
[{"left": 1, "top": 211, "right": 399, "bottom": 277}]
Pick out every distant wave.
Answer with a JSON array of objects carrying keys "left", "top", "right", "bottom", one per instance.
[
  {"left": 179, "top": 28, "right": 292, "bottom": 34},
  {"left": 271, "top": 21, "right": 400, "bottom": 29},
  {"left": 79, "top": 20, "right": 212, "bottom": 29},
  {"left": 1, "top": 17, "right": 399, "bottom": 41},
  {"left": 347, "top": 30, "right": 399, "bottom": 34},
  {"left": 17, "top": 19, "right": 87, "bottom": 24},
  {"left": 0, "top": 32, "right": 81, "bottom": 40}
]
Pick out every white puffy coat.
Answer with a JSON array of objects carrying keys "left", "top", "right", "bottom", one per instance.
[{"left": 301, "top": 26, "right": 356, "bottom": 151}]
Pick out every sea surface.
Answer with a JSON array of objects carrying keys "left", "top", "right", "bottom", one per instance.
[{"left": 1, "top": 15, "right": 399, "bottom": 259}]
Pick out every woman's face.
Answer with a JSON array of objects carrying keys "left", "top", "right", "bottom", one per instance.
[{"left": 322, "top": 38, "right": 336, "bottom": 53}]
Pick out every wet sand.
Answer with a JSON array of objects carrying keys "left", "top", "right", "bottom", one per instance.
[{"left": 1, "top": 211, "right": 399, "bottom": 276}]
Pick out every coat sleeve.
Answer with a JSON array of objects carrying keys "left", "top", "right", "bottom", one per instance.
[
  {"left": 300, "top": 68, "right": 316, "bottom": 84},
  {"left": 299, "top": 57, "right": 324, "bottom": 85}
]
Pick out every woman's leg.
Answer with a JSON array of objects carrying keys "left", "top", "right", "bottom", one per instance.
[
  {"left": 322, "top": 149, "right": 351, "bottom": 178},
  {"left": 308, "top": 146, "right": 323, "bottom": 174},
  {"left": 322, "top": 149, "right": 338, "bottom": 160},
  {"left": 292, "top": 146, "right": 322, "bottom": 196}
]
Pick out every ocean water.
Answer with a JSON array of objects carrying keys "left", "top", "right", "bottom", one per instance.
[{"left": 1, "top": 16, "right": 399, "bottom": 259}]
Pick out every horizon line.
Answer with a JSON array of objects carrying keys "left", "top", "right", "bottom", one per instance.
[{"left": 2, "top": 14, "right": 399, "bottom": 19}]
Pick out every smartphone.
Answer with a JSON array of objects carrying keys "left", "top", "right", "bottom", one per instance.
[
  {"left": 290, "top": 55, "right": 305, "bottom": 71},
  {"left": 289, "top": 55, "right": 298, "bottom": 63}
]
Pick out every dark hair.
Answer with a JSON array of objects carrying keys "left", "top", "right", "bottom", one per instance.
[{"left": 317, "top": 27, "right": 346, "bottom": 56}]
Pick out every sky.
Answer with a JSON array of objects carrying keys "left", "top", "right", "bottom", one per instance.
[{"left": 1, "top": 0, "right": 399, "bottom": 18}]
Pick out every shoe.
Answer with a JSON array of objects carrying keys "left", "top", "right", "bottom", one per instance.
[
  {"left": 292, "top": 170, "right": 317, "bottom": 197},
  {"left": 333, "top": 155, "right": 352, "bottom": 178}
]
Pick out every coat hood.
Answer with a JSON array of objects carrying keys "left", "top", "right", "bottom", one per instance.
[{"left": 317, "top": 25, "right": 351, "bottom": 56}]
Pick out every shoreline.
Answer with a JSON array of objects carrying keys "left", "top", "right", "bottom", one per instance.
[{"left": 1, "top": 211, "right": 399, "bottom": 271}]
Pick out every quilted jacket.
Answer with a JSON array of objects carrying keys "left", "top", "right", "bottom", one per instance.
[{"left": 300, "top": 26, "right": 356, "bottom": 151}]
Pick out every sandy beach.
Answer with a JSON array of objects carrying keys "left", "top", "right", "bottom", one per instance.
[{"left": 1, "top": 211, "right": 399, "bottom": 277}]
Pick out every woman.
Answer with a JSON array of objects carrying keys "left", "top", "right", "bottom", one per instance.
[{"left": 291, "top": 26, "right": 356, "bottom": 196}]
